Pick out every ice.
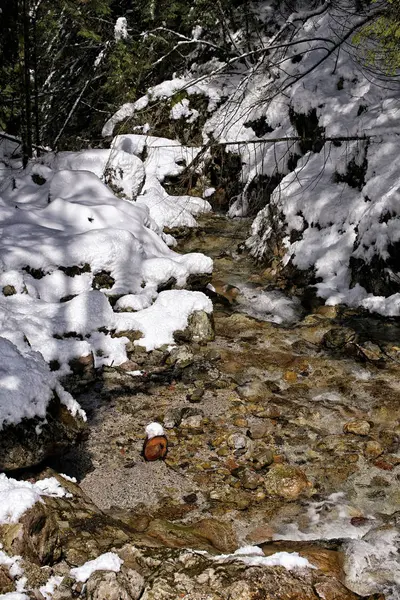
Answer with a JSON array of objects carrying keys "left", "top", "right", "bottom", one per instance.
[
  {"left": 343, "top": 527, "right": 400, "bottom": 599},
  {"left": 236, "top": 287, "right": 303, "bottom": 325}
]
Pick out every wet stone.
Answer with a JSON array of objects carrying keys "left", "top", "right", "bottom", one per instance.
[
  {"left": 322, "top": 327, "right": 358, "bottom": 349},
  {"left": 227, "top": 433, "right": 248, "bottom": 450},
  {"left": 264, "top": 463, "right": 311, "bottom": 501},
  {"left": 239, "top": 468, "right": 262, "bottom": 490},
  {"left": 343, "top": 420, "right": 371, "bottom": 436},
  {"left": 364, "top": 440, "right": 383, "bottom": 459}
]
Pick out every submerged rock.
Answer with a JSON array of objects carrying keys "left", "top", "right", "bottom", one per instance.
[{"left": 264, "top": 463, "right": 311, "bottom": 501}]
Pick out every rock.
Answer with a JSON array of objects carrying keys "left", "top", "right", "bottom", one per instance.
[
  {"left": 315, "top": 305, "right": 339, "bottom": 319},
  {"left": 187, "top": 387, "right": 204, "bottom": 403},
  {"left": 92, "top": 271, "right": 115, "bottom": 291},
  {"left": 144, "top": 517, "right": 237, "bottom": 553},
  {"left": 180, "top": 414, "right": 203, "bottom": 429},
  {"left": 252, "top": 445, "right": 274, "bottom": 469},
  {"left": 343, "top": 420, "right": 371, "bottom": 436},
  {"left": 2, "top": 285, "right": 16, "bottom": 296},
  {"left": 111, "top": 330, "right": 143, "bottom": 353},
  {"left": 0, "top": 471, "right": 131, "bottom": 566},
  {"left": 185, "top": 273, "right": 212, "bottom": 290},
  {"left": 247, "top": 421, "right": 273, "bottom": 440},
  {"left": 0, "top": 565, "right": 14, "bottom": 593},
  {"left": 0, "top": 397, "right": 86, "bottom": 471},
  {"left": 364, "top": 440, "right": 383, "bottom": 459},
  {"left": 283, "top": 370, "right": 297, "bottom": 383},
  {"left": 264, "top": 463, "right": 311, "bottom": 500},
  {"left": 174, "top": 311, "right": 215, "bottom": 344},
  {"left": 85, "top": 568, "right": 144, "bottom": 600},
  {"left": 239, "top": 468, "right": 262, "bottom": 490},
  {"left": 227, "top": 433, "right": 248, "bottom": 450},
  {"left": 322, "top": 327, "right": 358, "bottom": 350},
  {"left": 166, "top": 345, "right": 194, "bottom": 368},
  {"left": 67, "top": 352, "right": 95, "bottom": 384},
  {"left": 236, "top": 380, "right": 272, "bottom": 402},
  {"left": 157, "top": 277, "right": 177, "bottom": 293},
  {"left": 164, "top": 407, "right": 203, "bottom": 429}
]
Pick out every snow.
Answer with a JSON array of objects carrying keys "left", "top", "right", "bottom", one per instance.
[
  {"left": 41, "top": 148, "right": 145, "bottom": 200},
  {"left": 114, "top": 17, "right": 128, "bottom": 41},
  {"left": 70, "top": 552, "right": 123, "bottom": 583},
  {"left": 0, "top": 473, "right": 70, "bottom": 525},
  {"left": 0, "top": 130, "right": 212, "bottom": 425},
  {"left": 213, "top": 545, "right": 316, "bottom": 570},
  {"left": 145, "top": 422, "right": 165, "bottom": 439},
  {"left": 39, "top": 576, "right": 63, "bottom": 600},
  {"left": 0, "top": 337, "right": 84, "bottom": 429},
  {"left": 115, "top": 290, "right": 213, "bottom": 351},
  {"left": 170, "top": 99, "right": 199, "bottom": 123},
  {"left": 0, "top": 549, "right": 23, "bottom": 579},
  {"left": 237, "top": 8, "right": 400, "bottom": 316}
]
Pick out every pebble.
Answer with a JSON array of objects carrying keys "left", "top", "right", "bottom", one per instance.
[
  {"left": 364, "top": 440, "right": 383, "bottom": 459},
  {"left": 187, "top": 388, "right": 205, "bottom": 403},
  {"left": 227, "top": 433, "right": 248, "bottom": 450},
  {"left": 239, "top": 468, "right": 262, "bottom": 490},
  {"left": 283, "top": 370, "right": 297, "bottom": 383},
  {"left": 343, "top": 420, "right": 371, "bottom": 436},
  {"left": 233, "top": 417, "right": 248, "bottom": 428}
]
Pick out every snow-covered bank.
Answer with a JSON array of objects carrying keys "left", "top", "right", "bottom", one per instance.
[
  {"left": 104, "top": 1, "right": 400, "bottom": 317},
  {"left": 0, "top": 134, "right": 212, "bottom": 427}
]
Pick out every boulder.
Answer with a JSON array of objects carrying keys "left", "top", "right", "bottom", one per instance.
[
  {"left": 174, "top": 311, "right": 215, "bottom": 344},
  {"left": 0, "top": 397, "right": 86, "bottom": 471},
  {"left": 84, "top": 569, "right": 144, "bottom": 600}
]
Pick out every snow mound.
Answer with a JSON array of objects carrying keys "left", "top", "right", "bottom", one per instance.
[
  {"left": 0, "top": 337, "right": 84, "bottom": 429},
  {"left": 42, "top": 148, "right": 145, "bottom": 200},
  {"left": 0, "top": 132, "right": 212, "bottom": 425},
  {"left": 0, "top": 473, "right": 70, "bottom": 524}
]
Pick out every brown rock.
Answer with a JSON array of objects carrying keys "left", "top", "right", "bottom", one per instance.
[
  {"left": 364, "top": 440, "right": 383, "bottom": 459},
  {"left": 264, "top": 463, "right": 311, "bottom": 500},
  {"left": 343, "top": 420, "right": 371, "bottom": 436},
  {"left": 0, "top": 565, "right": 14, "bottom": 594},
  {"left": 0, "top": 397, "right": 86, "bottom": 471}
]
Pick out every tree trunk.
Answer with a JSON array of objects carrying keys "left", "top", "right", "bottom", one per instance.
[{"left": 22, "top": 0, "right": 33, "bottom": 166}]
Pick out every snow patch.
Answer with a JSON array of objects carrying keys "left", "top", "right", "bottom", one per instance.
[{"left": 70, "top": 552, "right": 123, "bottom": 583}]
